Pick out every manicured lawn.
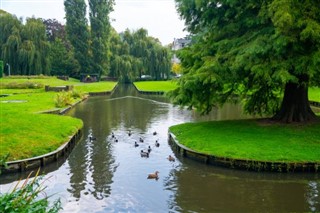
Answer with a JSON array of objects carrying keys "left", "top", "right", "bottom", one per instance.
[
  {"left": 309, "top": 87, "right": 320, "bottom": 102},
  {"left": 0, "top": 77, "right": 117, "bottom": 161},
  {"left": 133, "top": 81, "right": 177, "bottom": 92},
  {"left": 170, "top": 119, "right": 320, "bottom": 162}
]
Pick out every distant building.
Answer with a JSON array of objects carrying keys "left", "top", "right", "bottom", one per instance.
[{"left": 171, "top": 37, "right": 191, "bottom": 63}]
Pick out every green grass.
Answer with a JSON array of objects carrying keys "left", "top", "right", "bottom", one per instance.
[
  {"left": 309, "top": 87, "right": 320, "bottom": 102},
  {"left": 0, "top": 76, "right": 117, "bottom": 161},
  {"left": 170, "top": 119, "right": 320, "bottom": 162},
  {"left": 133, "top": 81, "right": 177, "bottom": 92}
]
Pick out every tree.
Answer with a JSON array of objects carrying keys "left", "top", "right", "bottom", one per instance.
[
  {"left": 89, "top": 0, "right": 114, "bottom": 77},
  {"left": 171, "top": 0, "right": 320, "bottom": 122},
  {"left": 109, "top": 28, "right": 171, "bottom": 82},
  {"left": 64, "top": 0, "right": 91, "bottom": 75},
  {"left": 49, "top": 38, "right": 80, "bottom": 77},
  {"left": 0, "top": 14, "right": 50, "bottom": 75}
]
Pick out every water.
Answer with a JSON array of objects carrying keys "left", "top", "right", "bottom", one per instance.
[{"left": 0, "top": 84, "right": 319, "bottom": 212}]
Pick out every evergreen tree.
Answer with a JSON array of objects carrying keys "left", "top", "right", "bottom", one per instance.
[
  {"left": 64, "top": 0, "right": 91, "bottom": 76},
  {"left": 171, "top": 0, "right": 320, "bottom": 122},
  {"left": 89, "top": 0, "right": 114, "bottom": 77}
]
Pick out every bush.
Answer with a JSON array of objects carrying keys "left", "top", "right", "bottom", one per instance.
[
  {"left": 71, "top": 89, "right": 85, "bottom": 99},
  {"left": 54, "top": 91, "right": 73, "bottom": 108},
  {"left": 0, "top": 170, "right": 62, "bottom": 213}
]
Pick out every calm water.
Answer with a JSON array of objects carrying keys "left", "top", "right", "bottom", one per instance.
[{"left": 0, "top": 84, "right": 319, "bottom": 212}]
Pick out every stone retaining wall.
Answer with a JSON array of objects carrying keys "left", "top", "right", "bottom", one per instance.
[{"left": 168, "top": 132, "right": 320, "bottom": 173}]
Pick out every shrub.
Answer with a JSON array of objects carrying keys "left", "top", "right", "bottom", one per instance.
[
  {"left": 54, "top": 91, "right": 73, "bottom": 108},
  {"left": 71, "top": 89, "right": 85, "bottom": 99},
  {"left": 0, "top": 169, "right": 62, "bottom": 213}
]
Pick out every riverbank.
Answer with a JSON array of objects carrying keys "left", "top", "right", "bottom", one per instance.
[
  {"left": 0, "top": 76, "right": 117, "bottom": 161},
  {"left": 169, "top": 119, "right": 320, "bottom": 172},
  {"left": 133, "top": 81, "right": 177, "bottom": 93}
]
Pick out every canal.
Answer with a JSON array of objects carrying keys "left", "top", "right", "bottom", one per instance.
[{"left": 1, "top": 84, "right": 319, "bottom": 212}]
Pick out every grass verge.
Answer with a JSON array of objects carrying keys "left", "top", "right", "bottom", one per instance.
[
  {"left": 169, "top": 119, "right": 320, "bottom": 162},
  {"left": 133, "top": 81, "right": 177, "bottom": 92},
  {"left": 0, "top": 77, "right": 117, "bottom": 161}
]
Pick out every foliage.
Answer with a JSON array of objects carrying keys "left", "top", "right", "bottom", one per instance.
[
  {"left": 0, "top": 154, "right": 9, "bottom": 175},
  {"left": 109, "top": 28, "right": 171, "bottom": 82},
  {"left": 170, "top": 119, "right": 320, "bottom": 162},
  {"left": 0, "top": 14, "right": 50, "bottom": 75},
  {"left": 49, "top": 38, "right": 80, "bottom": 77},
  {"left": 54, "top": 91, "right": 73, "bottom": 108},
  {"left": 64, "top": 0, "right": 92, "bottom": 75},
  {"left": 171, "top": 63, "right": 181, "bottom": 74},
  {"left": 171, "top": 0, "right": 320, "bottom": 122},
  {"left": 0, "top": 170, "right": 62, "bottom": 213},
  {"left": 89, "top": 0, "right": 114, "bottom": 77}
]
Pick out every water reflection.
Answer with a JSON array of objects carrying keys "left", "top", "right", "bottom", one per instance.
[{"left": 0, "top": 84, "right": 319, "bottom": 212}]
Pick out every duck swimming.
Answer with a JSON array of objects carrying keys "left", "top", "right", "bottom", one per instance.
[
  {"left": 139, "top": 137, "right": 144, "bottom": 143},
  {"left": 147, "top": 146, "right": 152, "bottom": 153},
  {"left": 89, "top": 136, "right": 96, "bottom": 141},
  {"left": 153, "top": 131, "right": 157, "bottom": 136},
  {"left": 134, "top": 141, "right": 139, "bottom": 147},
  {"left": 128, "top": 130, "right": 132, "bottom": 136},
  {"left": 167, "top": 155, "right": 175, "bottom": 162},
  {"left": 140, "top": 150, "right": 149, "bottom": 158},
  {"left": 155, "top": 140, "right": 160, "bottom": 147},
  {"left": 147, "top": 171, "right": 159, "bottom": 179}
]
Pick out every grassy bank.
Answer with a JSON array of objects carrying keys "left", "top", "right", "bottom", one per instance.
[
  {"left": 309, "top": 87, "right": 320, "bottom": 102},
  {"left": 170, "top": 119, "right": 320, "bottom": 162},
  {"left": 0, "top": 77, "right": 117, "bottom": 161},
  {"left": 133, "top": 81, "right": 177, "bottom": 92}
]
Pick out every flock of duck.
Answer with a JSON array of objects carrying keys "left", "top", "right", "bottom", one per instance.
[{"left": 90, "top": 130, "right": 176, "bottom": 180}]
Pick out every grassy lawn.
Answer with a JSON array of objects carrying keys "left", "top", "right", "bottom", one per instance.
[
  {"left": 170, "top": 119, "right": 320, "bottom": 163},
  {"left": 0, "top": 77, "right": 117, "bottom": 161},
  {"left": 309, "top": 87, "right": 320, "bottom": 102},
  {"left": 133, "top": 80, "right": 177, "bottom": 92}
]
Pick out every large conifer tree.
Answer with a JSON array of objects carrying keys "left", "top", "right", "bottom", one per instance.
[
  {"left": 64, "top": 0, "right": 91, "bottom": 75},
  {"left": 89, "top": 0, "right": 114, "bottom": 77},
  {"left": 171, "top": 0, "right": 320, "bottom": 123}
]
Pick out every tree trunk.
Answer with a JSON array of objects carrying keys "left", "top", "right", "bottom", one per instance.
[{"left": 272, "top": 82, "right": 317, "bottom": 123}]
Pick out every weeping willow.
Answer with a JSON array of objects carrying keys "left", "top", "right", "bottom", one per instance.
[{"left": 0, "top": 14, "right": 50, "bottom": 75}]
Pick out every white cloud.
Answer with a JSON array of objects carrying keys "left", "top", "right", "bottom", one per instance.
[{"left": 0, "top": 0, "right": 187, "bottom": 45}]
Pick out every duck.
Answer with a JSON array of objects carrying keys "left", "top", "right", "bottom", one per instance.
[
  {"left": 128, "top": 130, "right": 132, "bottom": 136},
  {"left": 134, "top": 141, "right": 139, "bottom": 147},
  {"left": 111, "top": 132, "right": 115, "bottom": 138},
  {"left": 147, "top": 171, "right": 159, "bottom": 179},
  {"left": 153, "top": 131, "right": 157, "bottom": 136},
  {"left": 89, "top": 136, "right": 96, "bottom": 141},
  {"left": 114, "top": 137, "right": 118, "bottom": 142},
  {"left": 155, "top": 140, "right": 160, "bottom": 147},
  {"left": 147, "top": 146, "right": 152, "bottom": 153},
  {"left": 167, "top": 155, "right": 175, "bottom": 162},
  {"left": 139, "top": 137, "right": 144, "bottom": 143},
  {"left": 140, "top": 150, "right": 149, "bottom": 158}
]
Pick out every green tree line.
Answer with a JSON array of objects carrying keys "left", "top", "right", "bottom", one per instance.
[{"left": 0, "top": 0, "right": 171, "bottom": 82}]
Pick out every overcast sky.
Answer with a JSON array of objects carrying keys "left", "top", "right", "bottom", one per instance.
[{"left": 0, "top": 0, "right": 187, "bottom": 45}]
